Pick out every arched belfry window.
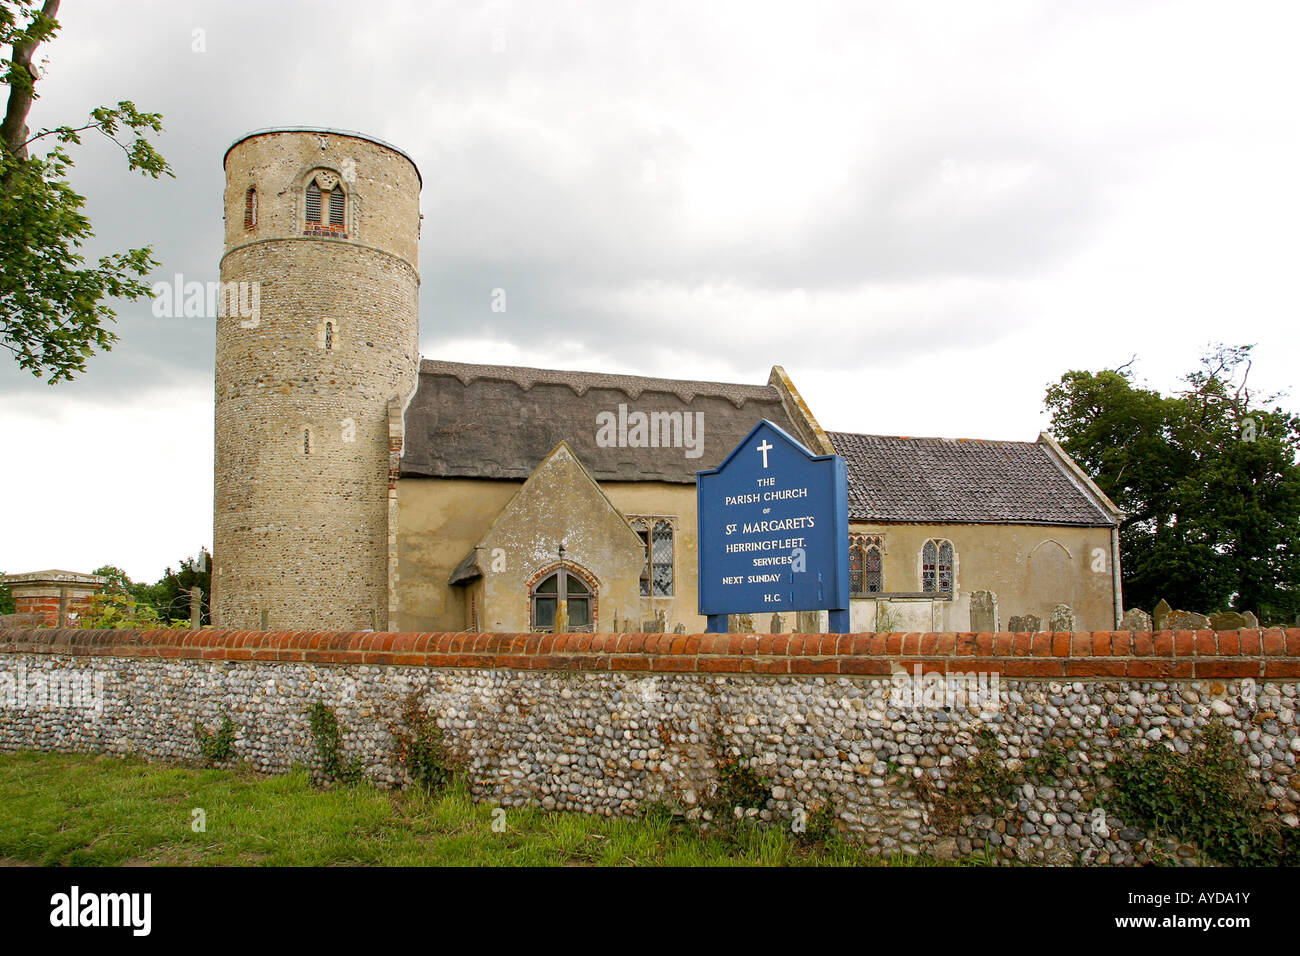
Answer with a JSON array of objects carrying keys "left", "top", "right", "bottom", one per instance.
[
  {"left": 922, "top": 539, "right": 954, "bottom": 594},
  {"left": 305, "top": 181, "right": 322, "bottom": 224},
  {"left": 244, "top": 187, "right": 257, "bottom": 228},
  {"left": 329, "top": 186, "right": 345, "bottom": 226},
  {"left": 531, "top": 568, "right": 593, "bottom": 632}
]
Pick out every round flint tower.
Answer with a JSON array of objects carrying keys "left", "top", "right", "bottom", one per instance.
[{"left": 214, "top": 128, "right": 421, "bottom": 629}]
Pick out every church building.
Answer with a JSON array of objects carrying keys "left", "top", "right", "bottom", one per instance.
[{"left": 211, "top": 128, "right": 1122, "bottom": 636}]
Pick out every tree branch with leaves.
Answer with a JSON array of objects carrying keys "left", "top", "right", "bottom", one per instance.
[{"left": 0, "top": 0, "right": 172, "bottom": 383}]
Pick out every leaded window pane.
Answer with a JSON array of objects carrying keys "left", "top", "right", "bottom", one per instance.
[
  {"left": 849, "top": 546, "right": 864, "bottom": 594},
  {"left": 922, "top": 540, "right": 937, "bottom": 592},
  {"left": 937, "top": 541, "right": 953, "bottom": 592},
  {"left": 864, "top": 545, "right": 882, "bottom": 593},
  {"left": 652, "top": 521, "right": 673, "bottom": 596}
]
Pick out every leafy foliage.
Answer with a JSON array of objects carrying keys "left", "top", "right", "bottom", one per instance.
[
  {"left": 88, "top": 553, "right": 210, "bottom": 626},
  {"left": 0, "top": 574, "right": 14, "bottom": 615},
  {"left": 928, "top": 729, "right": 1021, "bottom": 832},
  {"left": 794, "top": 801, "right": 841, "bottom": 848},
  {"left": 713, "top": 752, "right": 770, "bottom": 811},
  {"left": 193, "top": 713, "right": 236, "bottom": 764},
  {"left": 307, "top": 702, "right": 363, "bottom": 787},
  {"left": 390, "top": 694, "right": 459, "bottom": 794},
  {"left": 135, "top": 550, "right": 211, "bottom": 626},
  {"left": 75, "top": 591, "right": 184, "bottom": 629},
  {"left": 1, "top": 0, "right": 172, "bottom": 383},
  {"left": 1106, "top": 722, "right": 1299, "bottom": 866},
  {"left": 1045, "top": 344, "right": 1300, "bottom": 623}
]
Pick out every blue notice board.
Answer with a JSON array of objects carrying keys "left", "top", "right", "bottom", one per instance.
[{"left": 697, "top": 419, "right": 849, "bottom": 633}]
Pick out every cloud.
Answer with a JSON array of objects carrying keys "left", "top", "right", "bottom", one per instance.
[{"left": 3, "top": 0, "right": 1299, "bottom": 577}]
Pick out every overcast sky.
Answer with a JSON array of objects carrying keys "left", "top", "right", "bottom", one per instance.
[{"left": 2, "top": 0, "right": 1298, "bottom": 583}]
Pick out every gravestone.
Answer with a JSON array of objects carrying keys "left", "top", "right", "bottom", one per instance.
[
  {"left": 1207, "top": 611, "right": 1258, "bottom": 630},
  {"left": 1048, "top": 603, "right": 1075, "bottom": 632},
  {"left": 1153, "top": 599, "right": 1173, "bottom": 631},
  {"left": 796, "top": 610, "right": 822, "bottom": 633},
  {"left": 969, "top": 590, "right": 999, "bottom": 632},
  {"left": 1008, "top": 614, "right": 1041, "bottom": 633},
  {"left": 1119, "top": 608, "right": 1152, "bottom": 632},
  {"left": 728, "top": 613, "right": 756, "bottom": 633},
  {"left": 769, "top": 612, "right": 785, "bottom": 634},
  {"left": 1166, "top": 610, "right": 1210, "bottom": 629}
]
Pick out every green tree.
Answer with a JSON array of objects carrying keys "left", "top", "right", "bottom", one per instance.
[
  {"left": 92, "top": 551, "right": 211, "bottom": 626},
  {"left": 0, "top": 573, "right": 15, "bottom": 614},
  {"left": 1045, "top": 344, "right": 1300, "bottom": 624},
  {"left": 148, "top": 549, "right": 212, "bottom": 626},
  {"left": 1, "top": 0, "right": 172, "bottom": 383}
]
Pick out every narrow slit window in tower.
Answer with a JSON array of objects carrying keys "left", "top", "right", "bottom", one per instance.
[
  {"left": 244, "top": 187, "right": 257, "bottom": 228},
  {"left": 324, "top": 322, "right": 333, "bottom": 351}
]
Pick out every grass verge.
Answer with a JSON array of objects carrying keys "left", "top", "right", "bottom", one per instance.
[{"left": 0, "top": 750, "right": 955, "bottom": 867}]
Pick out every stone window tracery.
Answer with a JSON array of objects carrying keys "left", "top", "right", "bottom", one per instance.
[
  {"left": 303, "top": 170, "right": 347, "bottom": 237},
  {"left": 850, "top": 534, "right": 884, "bottom": 595},
  {"left": 922, "top": 539, "right": 954, "bottom": 594},
  {"left": 630, "top": 517, "right": 674, "bottom": 596}
]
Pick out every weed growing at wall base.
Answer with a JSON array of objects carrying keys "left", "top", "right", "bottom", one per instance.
[
  {"left": 193, "top": 713, "right": 236, "bottom": 765},
  {"left": 307, "top": 702, "right": 363, "bottom": 786},
  {"left": 390, "top": 693, "right": 460, "bottom": 793},
  {"left": 1105, "top": 721, "right": 1300, "bottom": 866}
]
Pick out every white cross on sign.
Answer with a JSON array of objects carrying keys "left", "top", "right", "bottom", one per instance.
[{"left": 756, "top": 439, "right": 773, "bottom": 468}]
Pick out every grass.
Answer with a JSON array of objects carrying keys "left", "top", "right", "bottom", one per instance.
[{"left": 0, "top": 750, "right": 956, "bottom": 866}]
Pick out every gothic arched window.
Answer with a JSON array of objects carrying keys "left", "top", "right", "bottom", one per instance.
[
  {"left": 922, "top": 539, "right": 954, "bottom": 594},
  {"left": 850, "top": 534, "right": 884, "bottom": 595},
  {"left": 864, "top": 543, "right": 882, "bottom": 593},
  {"left": 329, "top": 185, "right": 345, "bottom": 226},
  {"left": 305, "top": 181, "right": 322, "bottom": 224}
]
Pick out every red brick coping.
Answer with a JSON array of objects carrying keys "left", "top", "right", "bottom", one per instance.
[{"left": 0, "top": 629, "right": 1298, "bottom": 679}]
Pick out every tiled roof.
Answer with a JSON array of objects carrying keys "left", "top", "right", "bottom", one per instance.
[{"left": 828, "top": 431, "right": 1117, "bottom": 527}]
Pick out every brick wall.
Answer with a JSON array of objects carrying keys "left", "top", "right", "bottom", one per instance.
[{"left": 2, "top": 627, "right": 1294, "bottom": 675}]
